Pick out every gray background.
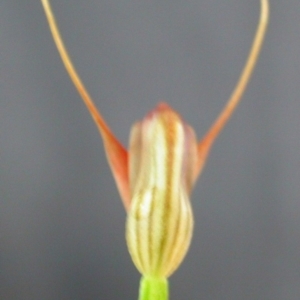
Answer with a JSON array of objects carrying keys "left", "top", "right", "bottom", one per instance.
[{"left": 0, "top": 0, "right": 299, "bottom": 299}]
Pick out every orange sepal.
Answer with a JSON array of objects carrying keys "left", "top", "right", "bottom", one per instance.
[
  {"left": 195, "top": 0, "right": 269, "bottom": 181},
  {"left": 41, "top": 0, "right": 130, "bottom": 210}
]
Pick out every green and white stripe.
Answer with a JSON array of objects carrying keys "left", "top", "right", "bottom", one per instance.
[{"left": 126, "top": 104, "right": 197, "bottom": 278}]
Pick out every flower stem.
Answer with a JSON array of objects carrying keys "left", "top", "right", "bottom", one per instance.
[{"left": 139, "top": 276, "right": 169, "bottom": 300}]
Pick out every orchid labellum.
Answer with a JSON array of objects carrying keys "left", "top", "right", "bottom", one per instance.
[{"left": 41, "top": 0, "right": 269, "bottom": 299}]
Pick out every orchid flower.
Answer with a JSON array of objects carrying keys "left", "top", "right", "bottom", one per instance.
[{"left": 41, "top": 1, "right": 269, "bottom": 299}]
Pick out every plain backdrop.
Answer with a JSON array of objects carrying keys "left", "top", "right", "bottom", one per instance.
[{"left": 1, "top": 0, "right": 300, "bottom": 299}]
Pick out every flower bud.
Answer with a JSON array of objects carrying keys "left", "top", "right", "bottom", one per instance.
[{"left": 126, "top": 103, "right": 198, "bottom": 277}]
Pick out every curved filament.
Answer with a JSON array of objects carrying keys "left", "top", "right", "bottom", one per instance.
[
  {"left": 41, "top": 0, "right": 130, "bottom": 209},
  {"left": 196, "top": 0, "right": 269, "bottom": 178}
]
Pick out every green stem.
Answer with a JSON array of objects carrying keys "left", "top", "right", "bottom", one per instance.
[{"left": 139, "top": 276, "right": 169, "bottom": 300}]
